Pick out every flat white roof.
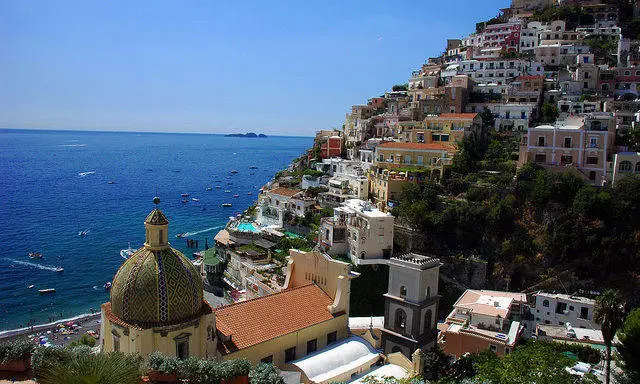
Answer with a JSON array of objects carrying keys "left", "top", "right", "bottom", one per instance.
[
  {"left": 342, "top": 199, "right": 391, "bottom": 218},
  {"left": 349, "top": 316, "right": 385, "bottom": 330},
  {"left": 349, "top": 364, "right": 408, "bottom": 384},
  {"left": 291, "top": 336, "right": 380, "bottom": 383}
]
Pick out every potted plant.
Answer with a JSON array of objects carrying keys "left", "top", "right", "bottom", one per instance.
[
  {"left": 219, "top": 359, "right": 251, "bottom": 384},
  {"left": 145, "top": 351, "right": 179, "bottom": 383},
  {"left": 0, "top": 340, "right": 34, "bottom": 372}
]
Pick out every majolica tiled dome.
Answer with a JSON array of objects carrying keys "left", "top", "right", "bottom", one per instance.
[{"left": 110, "top": 204, "right": 203, "bottom": 327}]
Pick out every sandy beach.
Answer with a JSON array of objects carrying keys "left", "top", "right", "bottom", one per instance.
[{"left": 0, "top": 313, "right": 101, "bottom": 347}]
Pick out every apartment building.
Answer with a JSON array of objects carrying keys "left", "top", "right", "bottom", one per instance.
[
  {"left": 530, "top": 292, "right": 598, "bottom": 330},
  {"left": 256, "top": 188, "right": 315, "bottom": 227},
  {"left": 457, "top": 59, "right": 544, "bottom": 86},
  {"left": 369, "top": 167, "right": 428, "bottom": 211},
  {"left": 441, "top": 290, "right": 527, "bottom": 357},
  {"left": 318, "top": 199, "right": 394, "bottom": 265},
  {"left": 535, "top": 43, "right": 590, "bottom": 67},
  {"left": 374, "top": 142, "right": 456, "bottom": 171},
  {"left": 397, "top": 113, "right": 479, "bottom": 144},
  {"left": 518, "top": 113, "right": 616, "bottom": 184}
]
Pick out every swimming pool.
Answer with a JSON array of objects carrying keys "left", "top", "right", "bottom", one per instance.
[{"left": 236, "top": 222, "right": 260, "bottom": 233}]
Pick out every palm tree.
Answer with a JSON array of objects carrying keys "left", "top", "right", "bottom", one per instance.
[
  {"left": 594, "top": 289, "right": 625, "bottom": 384},
  {"left": 37, "top": 350, "right": 141, "bottom": 384}
]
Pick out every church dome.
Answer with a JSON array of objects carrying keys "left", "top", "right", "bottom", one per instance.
[{"left": 110, "top": 203, "right": 203, "bottom": 327}]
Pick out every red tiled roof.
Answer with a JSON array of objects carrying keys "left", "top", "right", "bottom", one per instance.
[
  {"left": 436, "top": 113, "right": 479, "bottom": 119},
  {"left": 377, "top": 142, "right": 456, "bottom": 151},
  {"left": 215, "top": 284, "right": 337, "bottom": 354},
  {"left": 268, "top": 187, "right": 302, "bottom": 197}
]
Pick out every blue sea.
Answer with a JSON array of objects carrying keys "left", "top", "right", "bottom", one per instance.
[{"left": 0, "top": 129, "right": 311, "bottom": 331}]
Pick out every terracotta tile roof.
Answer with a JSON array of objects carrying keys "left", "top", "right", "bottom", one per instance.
[
  {"left": 268, "top": 187, "right": 302, "bottom": 197},
  {"left": 436, "top": 113, "right": 479, "bottom": 119},
  {"left": 377, "top": 142, "right": 456, "bottom": 151},
  {"left": 215, "top": 284, "right": 337, "bottom": 354}
]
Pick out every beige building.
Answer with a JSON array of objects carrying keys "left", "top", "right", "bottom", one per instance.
[
  {"left": 397, "top": 113, "right": 480, "bottom": 144},
  {"left": 611, "top": 152, "right": 640, "bottom": 185},
  {"left": 518, "top": 114, "right": 616, "bottom": 184},
  {"left": 369, "top": 168, "right": 429, "bottom": 211},
  {"left": 101, "top": 200, "right": 217, "bottom": 359},
  {"left": 214, "top": 250, "right": 358, "bottom": 368}
]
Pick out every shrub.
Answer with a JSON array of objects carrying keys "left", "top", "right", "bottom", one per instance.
[
  {"left": 69, "top": 333, "right": 97, "bottom": 348},
  {"left": 0, "top": 339, "right": 34, "bottom": 364},
  {"left": 31, "top": 346, "right": 71, "bottom": 376},
  {"left": 250, "top": 363, "right": 284, "bottom": 384},
  {"left": 145, "top": 351, "right": 180, "bottom": 374}
]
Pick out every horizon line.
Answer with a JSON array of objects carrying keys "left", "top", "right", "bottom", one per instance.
[{"left": 0, "top": 127, "right": 315, "bottom": 139}]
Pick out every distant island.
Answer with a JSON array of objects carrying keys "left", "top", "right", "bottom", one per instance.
[{"left": 224, "top": 132, "right": 267, "bottom": 138}]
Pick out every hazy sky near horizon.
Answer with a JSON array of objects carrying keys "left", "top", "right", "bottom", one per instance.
[{"left": 1, "top": 0, "right": 509, "bottom": 136}]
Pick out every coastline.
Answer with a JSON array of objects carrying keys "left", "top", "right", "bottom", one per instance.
[{"left": 0, "top": 312, "right": 101, "bottom": 341}]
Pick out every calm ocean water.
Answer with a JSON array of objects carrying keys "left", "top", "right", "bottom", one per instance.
[{"left": 0, "top": 129, "right": 311, "bottom": 331}]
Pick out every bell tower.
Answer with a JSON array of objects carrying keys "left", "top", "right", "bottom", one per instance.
[{"left": 381, "top": 253, "right": 442, "bottom": 358}]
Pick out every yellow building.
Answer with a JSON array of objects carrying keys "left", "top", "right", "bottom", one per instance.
[
  {"left": 100, "top": 198, "right": 217, "bottom": 358},
  {"left": 398, "top": 113, "right": 480, "bottom": 145},
  {"left": 214, "top": 250, "right": 357, "bottom": 368}
]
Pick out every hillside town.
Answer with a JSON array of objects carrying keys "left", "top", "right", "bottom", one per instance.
[{"left": 2, "top": 1, "right": 640, "bottom": 384}]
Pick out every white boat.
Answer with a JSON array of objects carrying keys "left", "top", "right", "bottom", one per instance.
[
  {"left": 215, "top": 186, "right": 221, "bottom": 189},
  {"left": 224, "top": 190, "right": 231, "bottom": 193},
  {"left": 181, "top": 193, "right": 189, "bottom": 197},
  {"left": 28, "top": 252, "right": 43, "bottom": 259},
  {"left": 230, "top": 170, "right": 238, "bottom": 174},
  {"left": 39, "top": 288, "right": 55, "bottom": 294},
  {"left": 222, "top": 203, "right": 232, "bottom": 207},
  {"left": 247, "top": 192, "right": 252, "bottom": 195},
  {"left": 54, "top": 266, "right": 64, "bottom": 273},
  {"left": 27, "top": 285, "right": 34, "bottom": 289},
  {"left": 78, "top": 230, "right": 88, "bottom": 237},
  {"left": 192, "top": 198, "right": 199, "bottom": 202},
  {"left": 104, "top": 282, "right": 112, "bottom": 290},
  {"left": 120, "top": 242, "right": 135, "bottom": 259},
  {"left": 205, "top": 187, "right": 212, "bottom": 191},
  {"left": 233, "top": 194, "right": 239, "bottom": 198}
]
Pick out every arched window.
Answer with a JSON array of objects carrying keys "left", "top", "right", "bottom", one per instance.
[
  {"left": 394, "top": 309, "right": 407, "bottom": 332},
  {"left": 635, "top": 162, "right": 640, "bottom": 173},
  {"left": 424, "top": 309, "right": 433, "bottom": 332},
  {"left": 543, "top": 299, "right": 549, "bottom": 307},
  {"left": 620, "top": 161, "right": 632, "bottom": 172},
  {"left": 400, "top": 286, "right": 407, "bottom": 299},
  {"left": 426, "top": 287, "right": 431, "bottom": 298}
]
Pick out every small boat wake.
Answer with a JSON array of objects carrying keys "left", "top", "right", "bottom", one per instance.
[
  {"left": 180, "top": 225, "right": 224, "bottom": 237},
  {"left": 6, "top": 259, "right": 64, "bottom": 272},
  {"left": 60, "top": 144, "right": 86, "bottom": 147},
  {"left": 78, "top": 171, "right": 95, "bottom": 177}
]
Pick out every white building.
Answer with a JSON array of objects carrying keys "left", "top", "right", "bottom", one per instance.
[
  {"left": 256, "top": 188, "right": 315, "bottom": 227},
  {"left": 318, "top": 199, "right": 394, "bottom": 265},
  {"left": 457, "top": 59, "right": 544, "bottom": 86},
  {"left": 531, "top": 292, "right": 598, "bottom": 330}
]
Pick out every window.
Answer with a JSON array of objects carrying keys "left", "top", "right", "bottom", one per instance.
[
  {"left": 404, "top": 155, "right": 411, "bottom": 164},
  {"left": 112, "top": 334, "right": 120, "bottom": 352},
  {"left": 306, "top": 339, "right": 317, "bottom": 355},
  {"left": 261, "top": 355, "right": 273, "bottom": 364},
  {"left": 561, "top": 155, "right": 572, "bottom": 165},
  {"left": 327, "top": 331, "right": 337, "bottom": 345},
  {"left": 620, "top": 161, "right": 632, "bottom": 172},
  {"left": 538, "top": 136, "right": 545, "bottom": 146},
  {"left": 564, "top": 137, "right": 572, "bottom": 148},
  {"left": 580, "top": 307, "right": 589, "bottom": 319},
  {"left": 636, "top": 163, "right": 640, "bottom": 173},
  {"left": 489, "top": 345, "right": 497, "bottom": 352},
  {"left": 159, "top": 229, "right": 164, "bottom": 243},
  {"left": 285, "top": 347, "right": 296, "bottom": 363},
  {"left": 424, "top": 309, "right": 433, "bottom": 332},
  {"left": 587, "top": 157, "right": 598, "bottom": 165},
  {"left": 417, "top": 156, "right": 423, "bottom": 164},
  {"left": 542, "top": 299, "right": 549, "bottom": 307},
  {"left": 569, "top": 306, "right": 574, "bottom": 311},
  {"left": 589, "top": 171, "right": 596, "bottom": 181},
  {"left": 173, "top": 333, "right": 192, "bottom": 359},
  {"left": 441, "top": 135, "right": 450, "bottom": 142},
  {"left": 395, "top": 309, "right": 407, "bottom": 332},
  {"left": 400, "top": 286, "right": 407, "bottom": 299},
  {"left": 589, "top": 137, "right": 598, "bottom": 148},
  {"left": 534, "top": 154, "right": 546, "bottom": 163},
  {"left": 555, "top": 302, "right": 568, "bottom": 314},
  {"left": 426, "top": 286, "right": 431, "bottom": 298}
]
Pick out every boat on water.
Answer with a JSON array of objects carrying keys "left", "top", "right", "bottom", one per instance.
[
  {"left": 224, "top": 190, "right": 231, "bottom": 193},
  {"left": 230, "top": 170, "right": 238, "bottom": 174},
  {"left": 249, "top": 166, "right": 258, "bottom": 169},
  {"left": 247, "top": 192, "right": 252, "bottom": 195},
  {"left": 78, "top": 230, "right": 88, "bottom": 237},
  {"left": 120, "top": 242, "right": 135, "bottom": 259},
  {"left": 54, "top": 266, "right": 64, "bottom": 273},
  {"left": 192, "top": 198, "right": 199, "bottom": 202},
  {"left": 104, "top": 282, "right": 112, "bottom": 290},
  {"left": 181, "top": 193, "right": 189, "bottom": 197},
  {"left": 27, "top": 285, "right": 34, "bottom": 289},
  {"left": 205, "top": 187, "right": 212, "bottom": 191},
  {"left": 28, "top": 252, "right": 43, "bottom": 259},
  {"left": 39, "top": 288, "right": 55, "bottom": 294},
  {"left": 176, "top": 233, "right": 187, "bottom": 238},
  {"left": 222, "top": 203, "right": 232, "bottom": 207},
  {"left": 215, "top": 186, "right": 221, "bottom": 189},
  {"left": 108, "top": 181, "right": 116, "bottom": 185},
  {"left": 233, "top": 194, "right": 239, "bottom": 198},
  {"left": 182, "top": 199, "right": 189, "bottom": 203}
]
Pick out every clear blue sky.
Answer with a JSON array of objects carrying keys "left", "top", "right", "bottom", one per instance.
[{"left": 1, "top": 0, "right": 509, "bottom": 136}]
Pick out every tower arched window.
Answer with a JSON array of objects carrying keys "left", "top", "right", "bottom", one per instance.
[
  {"left": 542, "top": 299, "right": 549, "bottom": 307},
  {"left": 400, "top": 286, "right": 407, "bottom": 299},
  {"left": 424, "top": 309, "right": 433, "bottom": 332},
  {"left": 394, "top": 309, "right": 407, "bottom": 333},
  {"left": 426, "top": 287, "right": 431, "bottom": 298}
]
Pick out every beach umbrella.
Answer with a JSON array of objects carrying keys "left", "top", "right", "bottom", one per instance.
[
  {"left": 66, "top": 321, "right": 74, "bottom": 326},
  {"left": 47, "top": 330, "right": 52, "bottom": 334},
  {"left": 39, "top": 340, "right": 46, "bottom": 345}
]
